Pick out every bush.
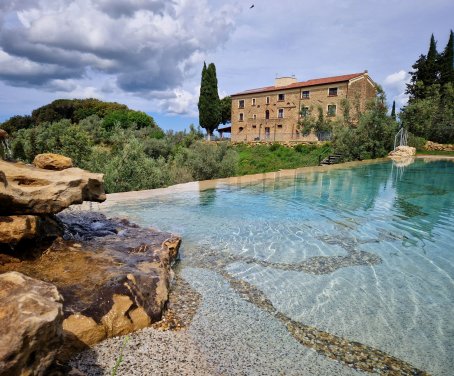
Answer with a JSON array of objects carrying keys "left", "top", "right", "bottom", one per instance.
[
  {"left": 333, "top": 91, "right": 397, "bottom": 161},
  {"left": 407, "top": 134, "right": 427, "bottom": 150},
  {"left": 269, "top": 143, "right": 281, "bottom": 152},
  {"left": 183, "top": 142, "right": 238, "bottom": 181}
]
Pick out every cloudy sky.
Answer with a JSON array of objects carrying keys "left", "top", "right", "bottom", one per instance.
[{"left": 0, "top": 0, "right": 453, "bottom": 130}]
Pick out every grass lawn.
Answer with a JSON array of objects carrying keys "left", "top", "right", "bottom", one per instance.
[
  {"left": 234, "top": 143, "right": 332, "bottom": 176},
  {"left": 416, "top": 149, "right": 454, "bottom": 156}
]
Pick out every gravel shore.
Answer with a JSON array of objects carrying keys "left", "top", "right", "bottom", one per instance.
[{"left": 71, "top": 267, "right": 365, "bottom": 376}]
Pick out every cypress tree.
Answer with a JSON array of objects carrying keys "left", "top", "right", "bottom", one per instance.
[
  {"left": 406, "top": 34, "right": 440, "bottom": 100},
  {"left": 439, "top": 30, "right": 454, "bottom": 86},
  {"left": 198, "top": 62, "right": 221, "bottom": 141},
  {"left": 391, "top": 100, "right": 396, "bottom": 120},
  {"left": 423, "top": 34, "right": 440, "bottom": 87}
]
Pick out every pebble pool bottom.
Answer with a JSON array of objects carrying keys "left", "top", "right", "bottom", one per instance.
[{"left": 104, "top": 159, "right": 454, "bottom": 376}]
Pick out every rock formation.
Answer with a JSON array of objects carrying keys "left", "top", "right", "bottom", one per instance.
[
  {"left": 0, "top": 272, "right": 64, "bottom": 376},
  {"left": 388, "top": 146, "right": 416, "bottom": 158},
  {"left": 33, "top": 153, "right": 73, "bottom": 171},
  {"left": 425, "top": 141, "right": 454, "bottom": 152},
  {"left": 0, "top": 159, "right": 105, "bottom": 215},
  {"left": 0, "top": 155, "right": 181, "bottom": 371}
]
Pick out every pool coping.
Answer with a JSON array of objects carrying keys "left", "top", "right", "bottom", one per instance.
[{"left": 71, "top": 156, "right": 453, "bottom": 209}]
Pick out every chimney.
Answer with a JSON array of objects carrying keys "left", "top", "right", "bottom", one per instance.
[{"left": 275, "top": 76, "right": 297, "bottom": 87}]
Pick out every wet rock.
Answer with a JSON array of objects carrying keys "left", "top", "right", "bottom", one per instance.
[
  {"left": 0, "top": 215, "right": 62, "bottom": 245},
  {"left": 33, "top": 153, "right": 73, "bottom": 171},
  {"left": 0, "top": 212, "right": 181, "bottom": 359},
  {"left": 0, "top": 271, "right": 63, "bottom": 376},
  {"left": 0, "top": 159, "right": 105, "bottom": 215}
]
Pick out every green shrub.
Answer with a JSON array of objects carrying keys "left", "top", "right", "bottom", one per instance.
[
  {"left": 407, "top": 134, "right": 427, "bottom": 150},
  {"left": 269, "top": 143, "right": 281, "bottom": 152}
]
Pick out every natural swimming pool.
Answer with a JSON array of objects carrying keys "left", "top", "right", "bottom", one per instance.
[{"left": 103, "top": 159, "right": 454, "bottom": 375}]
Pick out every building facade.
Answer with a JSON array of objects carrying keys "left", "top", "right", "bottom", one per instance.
[{"left": 230, "top": 72, "right": 377, "bottom": 142}]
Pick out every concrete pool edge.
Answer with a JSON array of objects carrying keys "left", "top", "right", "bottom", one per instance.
[{"left": 70, "top": 155, "right": 453, "bottom": 210}]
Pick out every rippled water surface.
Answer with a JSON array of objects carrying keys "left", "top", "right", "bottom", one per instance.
[{"left": 104, "top": 160, "right": 454, "bottom": 375}]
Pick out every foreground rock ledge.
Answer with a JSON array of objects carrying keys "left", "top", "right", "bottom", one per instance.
[
  {"left": 0, "top": 212, "right": 181, "bottom": 360},
  {"left": 0, "top": 271, "right": 64, "bottom": 376},
  {"left": 0, "top": 159, "right": 105, "bottom": 215}
]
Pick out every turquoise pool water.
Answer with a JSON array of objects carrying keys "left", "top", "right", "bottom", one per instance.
[{"left": 104, "top": 159, "right": 454, "bottom": 375}]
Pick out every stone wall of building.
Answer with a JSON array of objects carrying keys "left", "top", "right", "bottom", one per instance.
[
  {"left": 231, "top": 82, "right": 351, "bottom": 143},
  {"left": 346, "top": 75, "right": 377, "bottom": 121}
]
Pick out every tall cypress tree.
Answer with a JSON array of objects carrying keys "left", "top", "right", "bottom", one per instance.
[
  {"left": 406, "top": 34, "right": 440, "bottom": 100},
  {"left": 198, "top": 62, "right": 221, "bottom": 141},
  {"left": 391, "top": 100, "right": 396, "bottom": 120},
  {"left": 423, "top": 34, "right": 440, "bottom": 87},
  {"left": 439, "top": 30, "right": 454, "bottom": 86}
]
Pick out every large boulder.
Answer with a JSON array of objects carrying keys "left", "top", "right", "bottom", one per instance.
[
  {"left": 33, "top": 153, "right": 73, "bottom": 171},
  {"left": 0, "top": 272, "right": 64, "bottom": 376},
  {"left": 0, "top": 159, "right": 105, "bottom": 215}
]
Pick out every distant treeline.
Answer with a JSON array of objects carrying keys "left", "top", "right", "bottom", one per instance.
[
  {"left": 401, "top": 31, "right": 454, "bottom": 144},
  {"left": 1, "top": 98, "right": 156, "bottom": 134}
]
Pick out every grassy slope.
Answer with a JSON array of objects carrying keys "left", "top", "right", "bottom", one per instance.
[
  {"left": 416, "top": 149, "right": 454, "bottom": 156},
  {"left": 234, "top": 143, "right": 332, "bottom": 176}
]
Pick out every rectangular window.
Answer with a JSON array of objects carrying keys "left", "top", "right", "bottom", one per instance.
[
  {"left": 301, "top": 90, "right": 310, "bottom": 99},
  {"left": 239, "top": 113, "right": 244, "bottom": 121},
  {"left": 277, "top": 124, "right": 283, "bottom": 129},
  {"left": 278, "top": 93, "right": 285, "bottom": 101},
  {"left": 238, "top": 99, "right": 245, "bottom": 108},
  {"left": 252, "top": 125, "right": 257, "bottom": 129},
  {"left": 278, "top": 109, "right": 284, "bottom": 118},
  {"left": 327, "top": 105, "right": 336, "bottom": 117},
  {"left": 252, "top": 98, "right": 256, "bottom": 106},
  {"left": 301, "top": 106, "right": 310, "bottom": 117},
  {"left": 266, "top": 96, "right": 270, "bottom": 104},
  {"left": 328, "top": 87, "right": 338, "bottom": 96}
]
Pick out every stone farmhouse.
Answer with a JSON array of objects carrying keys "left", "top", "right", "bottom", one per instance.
[{"left": 227, "top": 71, "right": 377, "bottom": 142}]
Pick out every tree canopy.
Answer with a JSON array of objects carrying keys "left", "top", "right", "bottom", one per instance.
[
  {"left": 1, "top": 98, "right": 157, "bottom": 134},
  {"left": 401, "top": 31, "right": 454, "bottom": 143}
]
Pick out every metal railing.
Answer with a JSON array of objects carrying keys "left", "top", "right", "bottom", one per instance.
[{"left": 394, "top": 127, "right": 408, "bottom": 150}]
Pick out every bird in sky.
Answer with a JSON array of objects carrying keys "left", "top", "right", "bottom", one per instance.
[{"left": 250, "top": 4, "right": 254, "bottom": 9}]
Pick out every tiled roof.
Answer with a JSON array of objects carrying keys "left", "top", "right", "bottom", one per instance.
[{"left": 231, "top": 73, "right": 365, "bottom": 97}]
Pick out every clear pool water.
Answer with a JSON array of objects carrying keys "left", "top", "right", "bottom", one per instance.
[{"left": 104, "top": 159, "right": 454, "bottom": 375}]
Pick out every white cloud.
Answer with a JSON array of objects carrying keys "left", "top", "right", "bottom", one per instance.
[
  {"left": 0, "top": 0, "right": 239, "bottom": 115},
  {"left": 383, "top": 70, "right": 411, "bottom": 108},
  {"left": 384, "top": 70, "right": 410, "bottom": 89}
]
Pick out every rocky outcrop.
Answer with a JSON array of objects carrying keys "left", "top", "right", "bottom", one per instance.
[
  {"left": 0, "top": 212, "right": 181, "bottom": 360},
  {"left": 0, "top": 215, "right": 62, "bottom": 245},
  {"left": 0, "top": 159, "right": 105, "bottom": 215},
  {"left": 0, "top": 156, "right": 181, "bottom": 368},
  {"left": 424, "top": 141, "right": 454, "bottom": 152},
  {"left": 33, "top": 153, "right": 73, "bottom": 171},
  {"left": 0, "top": 272, "right": 64, "bottom": 376},
  {"left": 388, "top": 146, "right": 416, "bottom": 160}
]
